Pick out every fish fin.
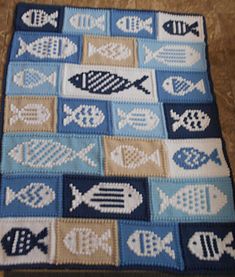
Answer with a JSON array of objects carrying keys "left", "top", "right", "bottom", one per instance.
[
  {"left": 117, "top": 108, "right": 128, "bottom": 129},
  {"left": 49, "top": 11, "right": 58, "bottom": 28},
  {"left": 69, "top": 183, "right": 83, "bottom": 212},
  {"left": 16, "top": 37, "right": 28, "bottom": 58},
  {"left": 77, "top": 143, "right": 97, "bottom": 167},
  {"left": 37, "top": 242, "right": 48, "bottom": 254},
  {"left": 88, "top": 43, "right": 97, "bottom": 57},
  {"left": 157, "top": 187, "right": 170, "bottom": 214},
  {"left": 132, "top": 75, "right": 150, "bottom": 94},
  {"left": 5, "top": 186, "right": 16, "bottom": 205},
  {"left": 96, "top": 15, "right": 105, "bottom": 31},
  {"left": 190, "top": 21, "right": 199, "bottom": 37},
  {"left": 9, "top": 104, "right": 19, "bottom": 125},
  {"left": 47, "top": 71, "right": 56, "bottom": 87},
  {"left": 162, "top": 232, "right": 175, "bottom": 259},
  {"left": 100, "top": 229, "right": 112, "bottom": 256},
  {"left": 195, "top": 79, "right": 206, "bottom": 94},
  {"left": 36, "top": 227, "right": 48, "bottom": 240},
  {"left": 223, "top": 232, "right": 235, "bottom": 259},
  {"left": 143, "top": 17, "right": 153, "bottom": 34},
  {"left": 170, "top": 109, "right": 181, "bottom": 132},
  {"left": 149, "top": 149, "right": 160, "bottom": 166},
  {"left": 209, "top": 149, "right": 222, "bottom": 165},
  {"left": 63, "top": 104, "right": 74, "bottom": 126}
]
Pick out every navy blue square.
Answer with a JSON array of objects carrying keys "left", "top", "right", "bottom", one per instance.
[
  {"left": 164, "top": 103, "right": 221, "bottom": 138},
  {"left": 63, "top": 175, "right": 150, "bottom": 220},
  {"left": 180, "top": 223, "right": 235, "bottom": 271},
  {"left": 15, "top": 3, "right": 64, "bottom": 32},
  {"left": 58, "top": 98, "right": 111, "bottom": 135}
]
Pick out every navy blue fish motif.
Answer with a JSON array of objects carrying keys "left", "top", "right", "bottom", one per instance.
[
  {"left": 68, "top": 71, "right": 150, "bottom": 95},
  {"left": 163, "top": 20, "right": 199, "bottom": 37},
  {"left": 173, "top": 147, "right": 222, "bottom": 170},
  {"left": 1, "top": 227, "right": 48, "bottom": 256}
]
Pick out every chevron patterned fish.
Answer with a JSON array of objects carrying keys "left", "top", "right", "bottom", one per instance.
[
  {"left": 5, "top": 183, "right": 55, "bottom": 208},
  {"left": 21, "top": 9, "right": 58, "bottom": 28},
  {"left": 8, "top": 139, "right": 97, "bottom": 168}
]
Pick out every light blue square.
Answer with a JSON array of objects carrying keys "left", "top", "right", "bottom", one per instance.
[
  {"left": 138, "top": 39, "right": 207, "bottom": 71},
  {"left": 0, "top": 175, "right": 62, "bottom": 217},
  {"left": 149, "top": 177, "right": 235, "bottom": 222},
  {"left": 62, "top": 7, "right": 110, "bottom": 36},
  {"left": 119, "top": 221, "right": 184, "bottom": 270},
  {"left": 111, "top": 102, "right": 167, "bottom": 138},
  {"left": 1, "top": 133, "right": 102, "bottom": 175},
  {"left": 6, "top": 62, "right": 61, "bottom": 96}
]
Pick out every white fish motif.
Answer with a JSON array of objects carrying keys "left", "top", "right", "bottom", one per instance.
[
  {"left": 13, "top": 68, "right": 56, "bottom": 89},
  {"left": 8, "top": 139, "right": 96, "bottom": 168},
  {"left": 111, "top": 145, "right": 160, "bottom": 169},
  {"left": 162, "top": 76, "right": 206, "bottom": 96},
  {"left": 157, "top": 184, "right": 227, "bottom": 215},
  {"left": 127, "top": 230, "right": 175, "bottom": 259},
  {"left": 170, "top": 109, "right": 211, "bottom": 132},
  {"left": 117, "top": 108, "right": 159, "bottom": 131},
  {"left": 88, "top": 42, "right": 131, "bottom": 61},
  {"left": 143, "top": 45, "right": 201, "bottom": 66},
  {"left": 69, "top": 13, "right": 105, "bottom": 31},
  {"left": 21, "top": 9, "right": 58, "bottom": 28},
  {"left": 9, "top": 103, "right": 50, "bottom": 126},
  {"left": 116, "top": 16, "right": 153, "bottom": 34},
  {"left": 16, "top": 36, "right": 77, "bottom": 59},
  {"left": 63, "top": 104, "right": 105, "bottom": 127},
  {"left": 188, "top": 232, "right": 235, "bottom": 261},
  {"left": 63, "top": 228, "right": 112, "bottom": 256},
  {"left": 5, "top": 183, "right": 55, "bottom": 208},
  {"left": 69, "top": 183, "right": 143, "bottom": 213}
]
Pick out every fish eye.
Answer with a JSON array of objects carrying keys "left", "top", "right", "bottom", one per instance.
[
  {"left": 192, "top": 241, "right": 197, "bottom": 245},
  {"left": 132, "top": 238, "right": 136, "bottom": 242},
  {"left": 128, "top": 194, "right": 132, "bottom": 197},
  {"left": 7, "top": 236, "right": 10, "bottom": 241},
  {"left": 76, "top": 76, "right": 79, "bottom": 80}
]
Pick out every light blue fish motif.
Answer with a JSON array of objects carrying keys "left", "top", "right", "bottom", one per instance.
[
  {"left": 143, "top": 44, "right": 201, "bottom": 66},
  {"left": 8, "top": 139, "right": 96, "bottom": 168},
  {"left": 13, "top": 68, "right": 56, "bottom": 89},
  {"left": 5, "top": 183, "right": 55, "bottom": 208},
  {"left": 173, "top": 147, "right": 222, "bottom": 170}
]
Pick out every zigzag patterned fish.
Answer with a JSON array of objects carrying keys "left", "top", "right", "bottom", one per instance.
[{"left": 8, "top": 139, "right": 97, "bottom": 168}]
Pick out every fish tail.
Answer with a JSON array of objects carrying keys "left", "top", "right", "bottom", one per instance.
[
  {"left": 132, "top": 75, "right": 150, "bottom": 94},
  {"left": 143, "top": 45, "right": 153, "bottom": 64},
  {"left": 69, "top": 183, "right": 83, "bottom": 212},
  {"left": 143, "top": 17, "right": 153, "bottom": 34},
  {"left": 16, "top": 37, "right": 28, "bottom": 58},
  {"left": 170, "top": 109, "right": 182, "bottom": 132},
  {"left": 223, "top": 232, "right": 235, "bottom": 259},
  {"left": 190, "top": 21, "right": 199, "bottom": 37},
  {"left": 162, "top": 233, "right": 175, "bottom": 259},
  {"left": 63, "top": 104, "right": 74, "bottom": 126},
  {"left": 88, "top": 43, "right": 97, "bottom": 57},
  {"left": 157, "top": 187, "right": 170, "bottom": 214},
  {"left": 96, "top": 15, "right": 105, "bottom": 31},
  {"left": 49, "top": 11, "right": 58, "bottom": 28},
  {"left": 9, "top": 104, "right": 19, "bottom": 125},
  {"left": 209, "top": 149, "right": 222, "bottom": 165},
  {"left": 149, "top": 149, "right": 160, "bottom": 166},
  {"left": 47, "top": 71, "right": 56, "bottom": 87},
  {"left": 117, "top": 108, "right": 128, "bottom": 129},
  {"left": 77, "top": 143, "right": 97, "bottom": 167},
  {"left": 37, "top": 242, "right": 48, "bottom": 254},
  {"left": 194, "top": 79, "right": 206, "bottom": 94},
  {"left": 36, "top": 227, "right": 48, "bottom": 240},
  {"left": 5, "top": 186, "right": 16, "bottom": 205},
  {"left": 99, "top": 229, "right": 112, "bottom": 256}
]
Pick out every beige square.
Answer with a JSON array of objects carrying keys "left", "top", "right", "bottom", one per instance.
[
  {"left": 103, "top": 136, "right": 167, "bottom": 177},
  {"left": 82, "top": 36, "right": 137, "bottom": 67},
  {"left": 4, "top": 96, "right": 57, "bottom": 132},
  {"left": 56, "top": 219, "right": 119, "bottom": 265}
]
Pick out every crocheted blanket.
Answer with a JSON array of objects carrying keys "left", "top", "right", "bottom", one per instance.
[{"left": 0, "top": 2, "right": 234, "bottom": 273}]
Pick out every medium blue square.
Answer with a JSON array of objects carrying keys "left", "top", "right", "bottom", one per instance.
[
  {"left": 15, "top": 3, "right": 64, "bottom": 33},
  {"left": 156, "top": 71, "right": 213, "bottom": 103},
  {"left": 58, "top": 98, "right": 111, "bottom": 135},
  {"left": 119, "top": 221, "right": 184, "bottom": 270},
  {"left": 164, "top": 103, "right": 221, "bottom": 138},
  {"left": 63, "top": 175, "right": 150, "bottom": 220},
  {"left": 0, "top": 175, "right": 62, "bottom": 217},
  {"left": 111, "top": 10, "right": 156, "bottom": 39}
]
